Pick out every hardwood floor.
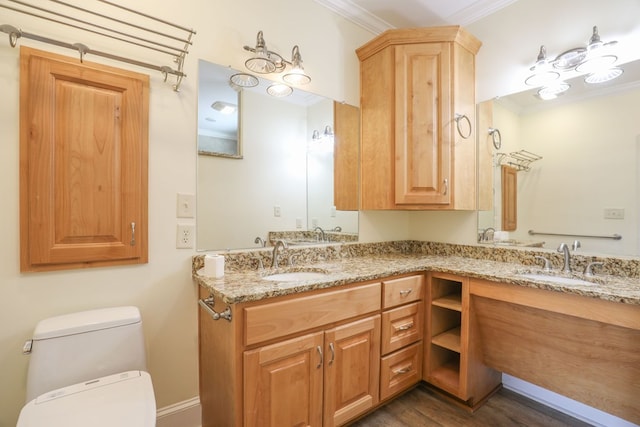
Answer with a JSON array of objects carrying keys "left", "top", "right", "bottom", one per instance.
[{"left": 349, "top": 384, "right": 592, "bottom": 426}]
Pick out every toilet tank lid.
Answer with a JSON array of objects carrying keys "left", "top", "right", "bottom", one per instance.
[{"left": 32, "top": 306, "right": 142, "bottom": 340}]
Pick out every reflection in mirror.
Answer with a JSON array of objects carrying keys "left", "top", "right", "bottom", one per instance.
[
  {"left": 478, "top": 60, "right": 640, "bottom": 256},
  {"left": 197, "top": 61, "right": 241, "bottom": 158},
  {"left": 196, "top": 59, "right": 358, "bottom": 251}
]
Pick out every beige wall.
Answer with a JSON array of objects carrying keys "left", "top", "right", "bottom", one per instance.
[{"left": 0, "top": 1, "right": 373, "bottom": 425}]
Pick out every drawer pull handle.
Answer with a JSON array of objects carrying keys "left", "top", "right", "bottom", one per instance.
[
  {"left": 395, "top": 322, "right": 414, "bottom": 332},
  {"left": 316, "top": 346, "right": 323, "bottom": 368},
  {"left": 399, "top": 289, "right": 412, "bottom": 297},
  {"left": 393, "top": 366, "right": 412, "bottom": 375},
  {"left": 329, "top": 342, "right": 335, "bottom": 365}
]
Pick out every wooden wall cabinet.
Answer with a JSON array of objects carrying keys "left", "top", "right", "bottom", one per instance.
[
  {"left": 356, "top": 27, "right": 481, "bottom": 210},
  {"left": 424, "top": 272, "right": 501, "bottom": 408},
  {"left": 20, "top": 47, "right": 148, "bottom": 271}
]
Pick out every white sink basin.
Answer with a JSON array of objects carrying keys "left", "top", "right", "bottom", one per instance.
[
  {"left": 517, "top": 273, "right": 594, "bottom": 287},
  {"left": 263, "top": 271, "right": 329, "bottom": 282}
]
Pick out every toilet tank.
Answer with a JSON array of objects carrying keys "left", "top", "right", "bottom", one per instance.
[{"left": 25, "top": 306, "right": 148, "bottom": 402}]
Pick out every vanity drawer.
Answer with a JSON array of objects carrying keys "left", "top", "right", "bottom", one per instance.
[
  {"left": 383, "top": 275, "right": 423, "bottom": 309},
  {"left": 381, "top": 301, "right": 423, "bottom": 355},
  {"left": 244, "top": 282, "right": 381, "bottom": 346},
  {"left": 380, "top": 341, "right": 423, "bottom": 401}
]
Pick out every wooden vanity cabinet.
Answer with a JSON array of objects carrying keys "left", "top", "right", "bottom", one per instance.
[
  {"left": 424, "top": 272, "right": 500, "bottom": 408},
  {"left": 356, "top": 26, "right": 481, "bottom": 210},
  {"left": 200, "top": 281, "right": 384, "bottom": 427}
]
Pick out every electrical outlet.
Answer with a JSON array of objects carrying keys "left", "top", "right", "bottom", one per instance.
[
  {"left": 176, "top": 224, "right": 195, "bottom": 248},
  {"left": 604, "top": 208, "right": 624, "bottom": 219}
]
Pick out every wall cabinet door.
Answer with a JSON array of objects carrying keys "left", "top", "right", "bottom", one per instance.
[
  {"left": 244, "top": 332, "right": 324, "bottom": 427},
  {"left": 323, "top": 315, "right": 380, "bottom": 427},
  {"left": 20, "top": 46, "right": 148, "bottom": 271},
  {"left": 394, "top": 42, "right": 451, "bottom": 206}
]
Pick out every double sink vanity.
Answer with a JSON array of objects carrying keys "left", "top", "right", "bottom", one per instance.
[{"left": 193, "top": 241, "right": 640, "bottom": 427}]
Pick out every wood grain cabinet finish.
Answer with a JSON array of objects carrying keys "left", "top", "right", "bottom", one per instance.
[
  {"left": 20, "top": 47, "right": 148, "bottom": 271},
  {"left": 356, "top": 27, "right": 481, "bottom": 210},
  {"left": 200, "top": 281, "right": 383, "bottom": 427},
  {"left": 424, "top": 272, "right": 501, "bottom": 408},
  {"left": 379, "top": 275, "right": 425, "bottom": 402},
  {"left": 333, "top": 101, "right": 360, "bottom": 211}
]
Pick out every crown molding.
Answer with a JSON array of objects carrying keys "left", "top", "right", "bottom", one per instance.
[{"left": 313, "top": 0, "right": 395, "bottom": 35}]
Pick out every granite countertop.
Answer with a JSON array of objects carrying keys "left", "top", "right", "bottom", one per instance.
[{"left": 194, "top": 253, "right": 640, "bottom": 305}]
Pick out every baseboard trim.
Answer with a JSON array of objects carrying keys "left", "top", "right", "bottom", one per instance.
[
  {"left": 503, "top": 375, "right": 638, "bottom": 427},
  {"left": 156, "top": 396, "right": 201, "bottom": 427}
]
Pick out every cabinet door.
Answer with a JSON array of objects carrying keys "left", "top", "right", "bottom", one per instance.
[
  {"left": 333, "top": 101, "right": 359, "bottom": 211},
  {"left": 323, "top": 315, "right": 381, "bottom": 427},
  {"left": 20, "top": 47, "right": 148, "bottom": 271},
  {"left": 244, "top": 332, "right": 324, "bottom": 427},
  {"left": 394, "top": 43, "right": 451, "bottom": 206}
]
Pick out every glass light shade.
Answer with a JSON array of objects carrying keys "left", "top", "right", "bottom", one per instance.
[
  {"left": 245, "top": 31, "right": 276, "bottom": 74},
  {"left": 537, "top": 82, "right": 570, "bottom": 100},
  {"left": 282, "top": 45, "right": 311, "bottom": 85},
  {"left": 283, "top": 69, "right": 311, "bottom": 85},
  {"left": 575, "top": 55, "right": 618, "bottom": 73},
  {"left": 584, "top": 67, "right": 623, "bottom": 84},
  {"left": 525, "top": 71, "right": 560, "bottom": 86},
  {"left": 229, "top": 73, "right": 259, "bottom": 88},
  {"left": 266, "top": 83, "right": 293, "bottom": 97},
  {"left": 245, "top": 50, "right": 276, "bottom": 74}
]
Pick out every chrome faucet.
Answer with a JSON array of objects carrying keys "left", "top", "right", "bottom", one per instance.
[
  {"left": 557, "top": 243, "right": 571, "bottom": 272},
  {"left": 271, "top": 240, "right": 288, "bottom": 268},
  {"left": 313, "top": 226, "right": 326, "bottom": 242},
  {"left": 480, "top": 227, "right": 495, "bottom": 242}
]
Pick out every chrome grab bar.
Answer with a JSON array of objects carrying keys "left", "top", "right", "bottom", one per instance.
[
  {"left": 199, "top": 296, "right": 232, "bottom": 322},
  {"left": 528, "top": 230, "right": 621, "bottom": 240}
]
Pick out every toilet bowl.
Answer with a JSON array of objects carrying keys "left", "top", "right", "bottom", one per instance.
[{"left": 17, "top": 306, "right": 156, "bottom": 426}]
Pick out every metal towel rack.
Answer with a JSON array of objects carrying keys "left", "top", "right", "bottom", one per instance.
[
  {"left": 0, "top": 0, "right": 195, "bottom": 91},
  {"left": 528, "top": 230, "right": 622, "bottom": 240},
  {"left": 497, "top": 150, "right": 542, "bottom": 171}
]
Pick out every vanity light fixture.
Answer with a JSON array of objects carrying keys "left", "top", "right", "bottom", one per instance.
[
  {"left": 526, "top": 25, "right": 623, "bottom": 98},
  {"left": 311, "top": 125, "right": 334, "bottom": 141},
  {"left": 243, "top": 31, "right": 311, "bottom": 85},
  {"left": 282, "top": 46, "right": 311, "bottom": 85}
]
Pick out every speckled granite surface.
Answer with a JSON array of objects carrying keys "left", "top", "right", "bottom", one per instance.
[{"left": 193, "top": 241, "right": 640, "bottom": 305}]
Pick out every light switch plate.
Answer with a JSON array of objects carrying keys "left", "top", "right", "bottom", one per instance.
[{"left": 177, "top": 193, "right": 195, "bottom": 218}]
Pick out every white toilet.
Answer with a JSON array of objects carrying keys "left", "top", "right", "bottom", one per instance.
[{"left": 17, "top": 306, "right": 156, "bottom": 426}]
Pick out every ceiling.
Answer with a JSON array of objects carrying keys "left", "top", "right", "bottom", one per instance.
[{"left": 312, "top": 0, "right": 519, "bottom": 34}]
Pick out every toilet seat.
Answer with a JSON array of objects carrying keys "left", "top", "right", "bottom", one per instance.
[{"left": 17, "top": 370, "right": 155, "bottom": 427}]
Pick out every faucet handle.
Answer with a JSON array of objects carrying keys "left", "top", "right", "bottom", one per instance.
[
  {"left": 572, "top": 240, "right": 581, "bottom": 251},
  {"left": 584, "top": 261, "right": 604, "bottom": 276},
  {"left": 534, "top": 255, "right": 553, "bottom": 271}
]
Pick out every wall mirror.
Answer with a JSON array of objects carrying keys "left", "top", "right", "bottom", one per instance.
[
  {"left": 477, "top": 59, "right": 640, "bottom": 257},
  {"left": 196, "top": 59, "right": 359, "bottom": 251}
]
